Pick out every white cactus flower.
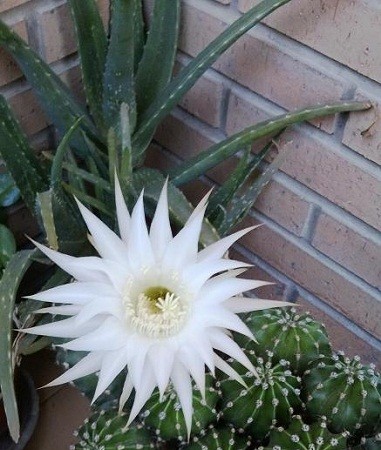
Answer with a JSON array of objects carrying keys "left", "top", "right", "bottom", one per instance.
[{"left": 24, "top": 180, "right": 288, "bottom": 436}]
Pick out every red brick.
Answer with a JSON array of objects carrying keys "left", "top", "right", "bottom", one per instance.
[
  {"left": 0, "top": 21, "right": 28, "bottom": 86},
  {"left": 312, "top": 214, "right": 381, "bottom": 290},
  {"left": 38, "top": 3, "right": 77, "bottom": 63},
  {"left": 179, "top": 1, "right": 346, "bottom": 133},
  {"left": 227, "top": 91, "right": 381, "bottom": 231},
  {"left": 342, "top": 92, "right": 381, "bottom": 165},
  {"left": 297, "top": 296, "right": 381, "bottom": 368},
  {"left": 8, "top": 89, "right": 48, "bottom": 136},
  {"left": 240, "top": 216, "right": 381, "bottom": 340},
  {"left": 255, "top": 181, "right": 309, "bottom": 236},
  {"left": 59, "top": 65, "right": 85, "bottom": 104},
  {"left": 176, "top": 62, "right": 225, "bottom": 128},
  {"left": 238, "top": 0, "right": 381, "bottom": 85},
  {"left": 0, "top": 0, "right": 29, "bottom": 13}
]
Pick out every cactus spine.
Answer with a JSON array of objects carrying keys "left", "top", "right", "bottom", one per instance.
[{"left": 180, "top": 424, "right": 251, "bottom": 450}]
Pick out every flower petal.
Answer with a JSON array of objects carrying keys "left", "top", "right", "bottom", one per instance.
[
  {"left": 31, "top": 240, "right": 109, "bottom": 283},
  {"left": 115, "top": 176, "right": 131, "bottom": 244},
  {"left": 148, "top": 344, "right": 174, "bottom": 399},
  {"left": 119, "top": 373, "right": 134, "bottom": 414},
  {"left": 34, "top": 305, "right": 81, "bottom": 316},
  {"left": 26, "top": 281, "right": 117, "bottom": 305},
  {"left": 171, "top": 361, "right": 193, "bottom": 440},
  {"left": 75, "top": 297, "right": 122, "bottom": 325},
  {"left": 43, "top": 352, "right": 103, "bottom": 388},
  {"left": 92, "top": 349, "right": 129, "bottom": 403},
  {"left": 149, "top": 180, "right": 173, "bottom": 261},
  {"left": 199, "top": 308, "right": 254, "bottom": 339},
  {"left": 75, "top": 198, "right": 129, "bottom": 264},
  {"left": 127, "top": 191, "right": 155, "bottom": 268},
  {"left": 22, "top": 316, "right": 103, "bottom": 338},
  {"left": 214, "top": 354, "right": 245, "bottom": 387},
  {"left": 61, "top": 317, "right": 127, "bottom": 351},
  {"left": 178, "top": 346, "right": 206, "bottom": 400},
  {"left": 198, "top": 226, "right": 258, "bottom": 262}
]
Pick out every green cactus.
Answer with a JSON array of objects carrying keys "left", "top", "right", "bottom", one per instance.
[
  {"left": 303, "top": 353, "right": 381, "bottom": 438},
  {"left": 238, "top": 307, "right": 332, "bottom": 374},
  {"left": 72, "top": 409, "right": 157, "bottom": 450},
  {"left": 141, "top": 374, "right": 220, "bottom": 442},
  {"left": 219, "top": 349, "right": 302, "bottom": 442},
  {"left": 258, "top": 415, "right": 349, "bottom": 449},
  {"left": 180, "top": 424, "right": 251, "bottom": 450}
]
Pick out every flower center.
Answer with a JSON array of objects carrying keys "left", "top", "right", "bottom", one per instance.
[{"left": 123, "top": 284, "right": 189, "bottom": 338}]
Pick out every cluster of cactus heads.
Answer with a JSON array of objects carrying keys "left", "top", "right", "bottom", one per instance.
[{"left": 71, "top": 309, "right": 381, "bottom": 449}]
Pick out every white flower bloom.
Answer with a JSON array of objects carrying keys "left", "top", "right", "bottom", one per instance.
[{"left": 24, "top": 180, "right": 288, "bottom": 436}]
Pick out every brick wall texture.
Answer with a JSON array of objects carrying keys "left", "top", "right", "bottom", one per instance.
[{"left": 0, "top": 0, "right": 380, "bottom": 366}]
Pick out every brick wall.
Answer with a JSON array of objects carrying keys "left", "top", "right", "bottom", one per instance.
[
  {"left": 0, "top": 0, "right": 380, "bottom": 366},
  {"left": 154, "top": 0, "right": 381, "bottom": 367}
]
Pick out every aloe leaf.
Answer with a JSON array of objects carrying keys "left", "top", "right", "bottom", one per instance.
[
  {"left": 169, "top": 101, "right": 371, "bottom": 186},
  {"left": 132, "top": 0, "right": 293, "bottom": 158},
  {"left": 103, "top": 0, "right": 136, "bottom": 131},
  {"left": 219, "top": 149, "right": 289, "bottom": 235},
  {"left": 0, "top": 250, "right": 36, "bottom": 443},
  {"left": 62, "top": 182, "right": 112, "bottom": 217},
  {"left": 134, "top": 0, "right": 145, "bottom": 72},
  {"left": 0, "top": 21, "right": 96, "bottom": 142},
  {"left": 68, "top": 0, "right": 107, "bottom": 131},
  {"left": 0, "top": 224, "right": 16, "bottom": 270},
  {"left": 0, "top": 95, "right": 48, "bottom": 212},
  {"left": 133, "top": 168, "right": 220, "bottom": 247},
  {"left": 135, "top": 0, "right": 180, "bottom": 117}
]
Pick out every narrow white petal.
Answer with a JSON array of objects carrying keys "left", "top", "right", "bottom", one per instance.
[
  {"left": 187, "top": 190, "right": 212, "bottom": 223},
  {"left": 119, "top": 374, "right": 134, "bottom": 414},
  {"left": 198, "top": 226, "right": 258, "bottom": 262},
  {"left": 126, "top": 362, "right": 156, "bottom": 427},
  {"left": 148, "top": 345, "right": 174, "bottom": 399},
  {"left": 92, "top": 349, "right": 128, "bottom": 403},
  {"left": 186, "top": 333, "right": 215, "bottom": 375},
  {"left": 198, "top": 277, "right": 272, "bottom": 306},
  {"left": 224, "top": 297, "right": 291, "bottom": 313},
  {"left": 183, "top": 259, "right": 251, "bottom": 293},
  {"left": 178, "top": 347, "right": 206, "bottom": 400},
  {"left": 75, "top": 198, "right": 129, "bottom": 264},
  {"left": 171, "top": 361, "right": 193, "bottom": 440},
  {"left": 199, "top": 308, "right": 254, "bottom": 339},
  {"left": 212, "top": 268, "right": 247, "bottom": 281},
  {"left": 26, "top": 282, "right": 116, "bottom": 305},
  {"left": 149, "top": 180, "right": 173, "bottom": 261},
  {"left": 162, "top": 203, "right": 206, "bottom": 270},
  {"left": 127, "top": 191, "right": 155, "bottom": 268},
  {"left": 209, "top": 329, "right": 257, "bottom": 376},
  {"left": 34, "top": 305, "right": 81, "bottom": 316},
  {"left": 43, "top": 352, "right": 103, "bottom": 387},
  {"left": 75, "top": 297, "right": 122, "bottom": 325},
  {"left": 23, "top": 316, "right": 103, "bottom": 338},
  {"left": 31, "top": 240, "right": 109, "bottom": 283},
  {"left": 214, "top": 354, "right": 246, "bottom": 387},
  {"left": 115, "top": 176, "right": 131, "bottom": 243},
  {"left": 61, "top": 318, "right": 127, "bottom": 351}
]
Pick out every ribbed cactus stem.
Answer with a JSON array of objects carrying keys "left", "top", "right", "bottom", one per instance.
[
  {"left": 219, "top": 348, "right": 302, "bottom": 442},
  {"left": 180, "top": 424, "right": 251, "bottom": 450},
  {"left": 303, "top": 352, "right": 381, "bottom": 438},
  {"left": 239, "top": 307, "right": 332, "bottom": 374}
]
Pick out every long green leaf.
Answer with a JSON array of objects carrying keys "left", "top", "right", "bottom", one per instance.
[
  {"left": 0, "top": 250, "right": 36, "bottom": 443},
  {"left": 134, "top": 0, "right": 145, "bottom": 73},
  {"left": 103, "top": 0, "right": 136, "bottom": 130},
  {"left": 0, "top": 21, "right": 96, "bottom": 143},
  {"left": 135, "top": 0, "right": 180, "bottom": 117},
  {"left": 68, "top": 0, "right": 107, "bottom": 132},
  {"left": 169, "top": 101, "right": 371, "bottom": 186},
  {"left": 132, "top": 0, "right": 292, "bottom": 159},
  {"left": 0, "top": 95, "right": 48, "bottom": 212},
  {"left": 133, "top": 168, "right": 220, "bottom": 247},
  {"left": 219, "top": 150, "right": 290, "bottom": 235}
]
